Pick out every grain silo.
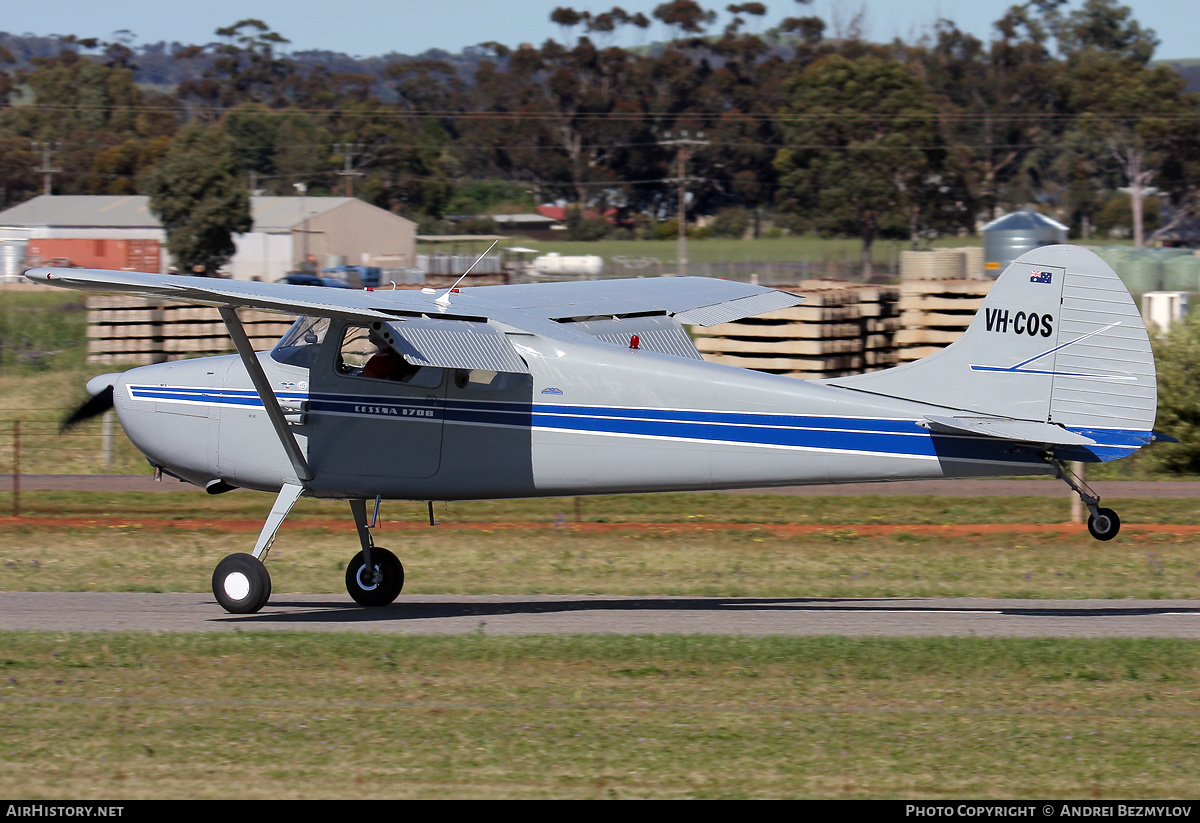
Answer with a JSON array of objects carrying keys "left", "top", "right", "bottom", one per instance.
[{"left": 982, "top": 210, "right": 1069, "bottom": 277}]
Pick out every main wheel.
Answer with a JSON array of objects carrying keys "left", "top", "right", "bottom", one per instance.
[
  {"left": 1087, "top": 507, "right": 1121, "bottom": 541},
  {"left": 345, "top": 547, "right": 404, "bottom": 607},
  {"left": 212, "top": 553, "right": 272, "bottom": 614}
]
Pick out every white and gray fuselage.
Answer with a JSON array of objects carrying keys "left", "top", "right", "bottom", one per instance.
[{"left": 110, "top": 323, "right": 1057, "bottom": 501}]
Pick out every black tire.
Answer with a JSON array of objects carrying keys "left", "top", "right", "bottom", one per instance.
[
  {"left": 345, "top": 547, "right": 404, "bottom": 607},
  {"left": 212, "top": 553, "right": 272, "bottom": 614},
  {"left": 1087, "top": 507, "right": 1121, "bottom": 541}
]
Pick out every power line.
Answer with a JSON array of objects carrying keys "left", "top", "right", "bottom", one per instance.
[{"left": 16, "top": 103, "right": 1200, "bottom": 123}]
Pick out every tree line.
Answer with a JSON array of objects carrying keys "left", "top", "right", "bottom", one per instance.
[{"left": 0, "top": 0, "right": 1197, "bottom": 273}]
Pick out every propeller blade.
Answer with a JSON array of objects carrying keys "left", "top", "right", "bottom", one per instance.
[{"left": 60, "top": 385, "right": 114, "bottom": 432}]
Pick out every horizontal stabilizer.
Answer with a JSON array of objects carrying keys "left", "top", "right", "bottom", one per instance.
[{"left": 922, "top": 415, "right": 1097, "bottom": 446}]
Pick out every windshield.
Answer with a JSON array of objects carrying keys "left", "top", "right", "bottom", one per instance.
[{"left": 271, "top": 316, "right": 330, "bottom": 368}]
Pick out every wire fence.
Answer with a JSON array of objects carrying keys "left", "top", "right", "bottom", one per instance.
[{"left": 0, "top": 413, "right": 147, "bottom": 516}]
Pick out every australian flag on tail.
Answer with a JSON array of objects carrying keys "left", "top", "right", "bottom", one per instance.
[{"left": 1030, "top": 270, "right": 1053, "bottom": 284}]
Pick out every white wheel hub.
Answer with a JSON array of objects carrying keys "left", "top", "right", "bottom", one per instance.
[
  {"left": 356, "top": 565, "right": 379, "bottom": 591},
  {"left": 223, "top": 571, "right": 251, "bottom": 601}
]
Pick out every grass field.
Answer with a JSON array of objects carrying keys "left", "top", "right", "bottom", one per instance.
[
  {"left": 510, "top": 235, "right": 1140, "bottom": 268},
  {"left": 2, "top": 521, "right": 1200, "bottom": 599},
  {"left": 1, "top": 491, "right": 1200, "bottom": 599},
  {"left": 2, "top": 493, "right": 1200, "bottom": 798},
  {"left": 2, "top": 633, "right": 1200, "bottom": 799}
]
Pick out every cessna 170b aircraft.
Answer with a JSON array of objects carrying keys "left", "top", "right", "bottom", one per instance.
[{"left": 28, "top": 244, "right": 1163, "bottom": 614}]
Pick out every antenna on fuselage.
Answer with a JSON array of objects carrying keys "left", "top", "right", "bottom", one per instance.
[{"left": 433, "top": 239, "right": 499, "bottom": 307}]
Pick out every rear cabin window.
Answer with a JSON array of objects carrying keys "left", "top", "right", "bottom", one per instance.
[{"left": 453, "top": 369, "right": 524, "bottom": 391}]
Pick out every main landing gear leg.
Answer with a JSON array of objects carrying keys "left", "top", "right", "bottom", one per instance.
[
  {"left": 1049, "top": 458, "right": 1120, "bottom": 541},
  {"left": 345, "top": 498, "right": 404, "bottom": 607},
  {"left": 212, "top": 481, "right": 304, "bottom": 614}
]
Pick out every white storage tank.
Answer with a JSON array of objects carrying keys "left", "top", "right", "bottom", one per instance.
[
  {"left": 0, "top": 242, "right": 27, "bottom": 281},
  {"left": 1142, "top": 291, "right": 1189, "bottom": 333},
  {"left": 532, "top": 253, "right": 604, "bottom": 277}
]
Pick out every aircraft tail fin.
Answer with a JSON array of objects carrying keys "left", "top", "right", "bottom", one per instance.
[{"left": 823, "top": 244, "right": 1158, "bottom": 461}]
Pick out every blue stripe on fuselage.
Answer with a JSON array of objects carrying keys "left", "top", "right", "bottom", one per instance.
[{"left": 125, "top": 385, "right": 1146, "bottom": 463}]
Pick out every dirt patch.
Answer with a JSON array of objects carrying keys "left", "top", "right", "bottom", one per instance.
[{"left": 1, "top": 516, "right": 1197, "bottom": 537}]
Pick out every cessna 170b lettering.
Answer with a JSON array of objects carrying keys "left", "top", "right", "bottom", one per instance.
[{"left": 29, "top": 244, "right": 1165, "bottom": 613}]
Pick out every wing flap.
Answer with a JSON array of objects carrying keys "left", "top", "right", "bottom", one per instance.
[
  {"left": 922, "top": 415, "right": 1098, "bottom": 446},
  {"left": 475, "top": 277, "right": 804, "bottom": 326},
  {"left": 558, "top": 315, "right": 703, "bottom": 360},
  {"left": 673, "top": 290, "right": 807, "bottom": 326}
]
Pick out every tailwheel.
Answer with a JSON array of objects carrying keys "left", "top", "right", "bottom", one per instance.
[
  {"left": 213, "top": 553, "right": 272, "bottom": 614},
  {"left": 1087, "top": 507, "right": 1121, "bottom": 541},
  {"left": 345, "top": 547, "right": 404, "bottom": 607}
]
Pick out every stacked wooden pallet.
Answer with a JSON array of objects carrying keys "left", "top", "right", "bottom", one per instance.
[
  {"left": 86, "top": 295, "right": 163, "bottom": 365},
  {"left": 87, "top": 295, "right": 295, "bottom": 365},
  {"left": 899, "top": 247, "right": 986, "bottom": 280},
  {"left": 895, "top": 279, "right": 991, "bottom": 363},
  {"left": 693, "top": 283, "right": 900, "bottom": 379},
  {"left": 159, "top": 304, "right": 294, "bottom": 357}
]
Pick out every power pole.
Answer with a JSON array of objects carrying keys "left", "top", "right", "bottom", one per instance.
[
  {"left": 293, "top": 182, "right": 310, "bottom": 268},
  {"left": 661, "top": 131, "right": 707, "bottom": 277},
  {"left": 31, "top": 142, "right": 62, "bottom": 196},
  {"left": 333, "top": 143, "right": 365, "bottom": 197}
]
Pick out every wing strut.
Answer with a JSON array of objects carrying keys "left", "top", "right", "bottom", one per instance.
[{"left": 218, "top": 307, "right": 313, "bottom": 483}]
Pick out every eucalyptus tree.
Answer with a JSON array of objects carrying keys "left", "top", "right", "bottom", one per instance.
[
  {"left": 145, "top": 120, "right": 252, "bottom": 274},
  {"left": 774, "top": 54, "right": 940, "bottom": 272}
]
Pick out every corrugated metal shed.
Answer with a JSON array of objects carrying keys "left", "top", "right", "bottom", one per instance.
[
  {"left": 250, "top": 196, "right": 358, "bottom": 232},
  {"left": 0, "top": 195, "right": 160, "bottom": 228},
  {"left": 0, "top": 195, "right": 358, "bottom": 232}
]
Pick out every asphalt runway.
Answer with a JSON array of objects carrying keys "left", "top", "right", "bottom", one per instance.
[{"left": 3, "top": 592, "right": 1200, "bottom": 638}]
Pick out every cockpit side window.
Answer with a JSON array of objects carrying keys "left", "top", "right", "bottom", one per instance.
[{"left": 271, "top": 316, "right": 330, "bottom": 368}]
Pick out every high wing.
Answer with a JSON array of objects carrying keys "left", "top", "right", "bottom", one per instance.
[
  {"left": 26, "top": 267, "right": 803, "bottom": 372},
  {"left": 25, "top": 267, "right": 802, "bottom": 329}
]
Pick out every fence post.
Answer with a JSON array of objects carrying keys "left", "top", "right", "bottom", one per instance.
[
  {"left": 102, "top": 410, "right": 114, "bottom": 467},
  {"left": 11, "top": 420, "right": 18, "bottom": 518}
]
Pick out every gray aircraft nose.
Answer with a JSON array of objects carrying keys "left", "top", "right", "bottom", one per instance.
[
  {"left": 86, "top": 372, "right": 123, "bottom": 396},
  {"left": 61, "top": 372, "right": 124, "bottom": 431}
]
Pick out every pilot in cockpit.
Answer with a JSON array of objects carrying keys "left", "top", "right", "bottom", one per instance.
[
  {"left": 361, "top": 331, "right": 428, "bottom": 384},
  {"left": 361, "top": 331, "right": 403, "bottom": 379}
]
